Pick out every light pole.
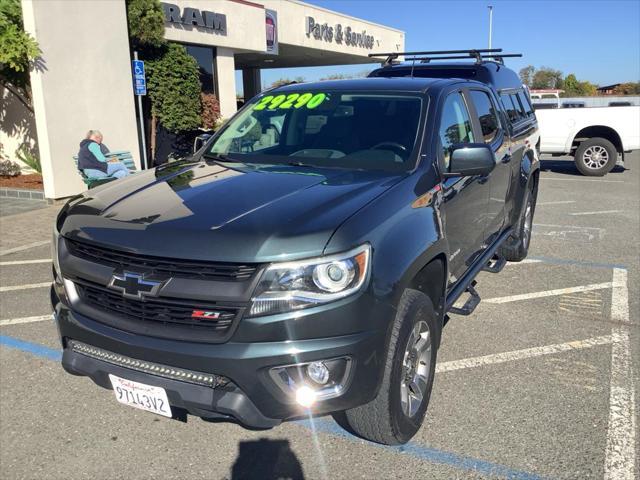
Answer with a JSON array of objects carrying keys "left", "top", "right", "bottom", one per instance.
[{"left": 488, "top": 5, "right": 493, "bottom": 49}]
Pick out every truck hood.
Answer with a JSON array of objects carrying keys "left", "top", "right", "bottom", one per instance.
[{"left": 61, "top": 161, "right": 405, "bottom": 262}]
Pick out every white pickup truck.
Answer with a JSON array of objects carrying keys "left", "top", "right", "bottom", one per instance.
[{"left": 536, "top": 106, "right": 640, "bottom": 175}]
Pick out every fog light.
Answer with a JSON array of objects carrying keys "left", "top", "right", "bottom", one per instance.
[
  {"left": 307, "top": 361, "right": 329, "bottom": 385},
  {"left": 295, "top": 386, "right": 317, "bottom": 408},
  {"left": 269, "top": 356, "right": 352, "bottom": 405}
]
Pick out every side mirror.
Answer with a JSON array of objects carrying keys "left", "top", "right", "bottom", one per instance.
[
  {"left": 193, "top": 133, "right": 212, "bottom": 154},
  {"left": 444, "top": 143, "right": 496, "bottom": 177}
]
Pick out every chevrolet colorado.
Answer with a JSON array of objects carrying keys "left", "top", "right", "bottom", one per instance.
[{"left": 52, "top": 49, "right": 539, "bottom": 445}]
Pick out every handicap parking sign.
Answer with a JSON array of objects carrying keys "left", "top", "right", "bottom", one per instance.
[{"left": 132, "top": 60, "right": 146, "bottom": 95}]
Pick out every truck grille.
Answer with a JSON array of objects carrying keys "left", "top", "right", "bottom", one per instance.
[
  {"left": 74, "top": 281, "right": 242, "bottom": 342},
  {"left": 66, "top": 239, "right": 258, "bottom": 281}
]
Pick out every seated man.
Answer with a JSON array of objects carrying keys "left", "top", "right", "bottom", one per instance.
[{"left": 78, "top": 130, "right": 130, "bottom": 179}]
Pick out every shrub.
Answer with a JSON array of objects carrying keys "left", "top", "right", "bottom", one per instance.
[
  {"left": 146, "top": 43, "right": 202, "bottom": 133},
  {"left": 126, "top": 0, "right": 166, "bottom": 49},
  {"left": 0, "top": 160, "right": 22, "bottom": 177},
  {"left": 15, "top": 145, "right": 41, "bottom": 173},
  {"left": 0, "top": 0, "right": 41, "bottom": 92},
  {"left": 201, "top": 92, "right": 221, "bottom": 130}
]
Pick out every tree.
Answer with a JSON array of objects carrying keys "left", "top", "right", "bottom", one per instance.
[
  {"left": 126, "top": 0, "right": 166, "bottom": 49},
  {"left": 562, "top": 73, "right": 580, "bottom": 96},
  {"left": 145, "top": 43, "right": 202, "bottom": 134},
  {"left": 125, "top": 0, "right": 202, "bottom": 159},
  {"left": 519, "top": 66, "right": 535, "bottom": 87},
  {"left": 0, "top": 0, "right": 41, "bottom": 107},
  {"left": 319, "top": 73, "right": 352, "bottom": 81},
  {"left": 578, "top": 81, "right": 597, "bottom": 96},
  {"left": 612, "top": 82, "right": 640, "bottom": 95},
  {"left": 532, "top": 67, "right": 564, "bottom": 89},
  {"left": 561, "top": 73, "right": 597, "bottom": 97},
  {"left": 267, "top": 77, "right": 305, "bottom": 89}
]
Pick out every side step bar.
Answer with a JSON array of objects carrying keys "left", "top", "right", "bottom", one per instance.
[
  {"left": 448, "top": 281, "right": 480, "bottom": 316},
  {"left": 445, "top": 228, "right": 513, "bottom": 316},
  {"left": 483, "top": 254, "right": 506, "bottom": 274}
]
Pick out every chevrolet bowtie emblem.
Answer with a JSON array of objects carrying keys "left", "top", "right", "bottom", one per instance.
[{"left": 108, "top": 272, "right": 164, "bottom": 300}]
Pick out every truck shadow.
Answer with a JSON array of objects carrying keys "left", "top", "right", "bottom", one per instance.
[
  {"left": 540, "top": 159, "right": 628, "bottom": 176},
  {"left": 230, "top": 438, "right": 305, "bottom": 480}
]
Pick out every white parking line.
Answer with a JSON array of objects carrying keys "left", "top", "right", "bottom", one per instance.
[
  {"left": 0, "top": 315, "right": 52, "bottom": 326},
  {"left": 569, "top": 210, "right": 624, "bottom": 216},
  {"left": 541, "top": 177, "right": 624, "bottom": 183},
  {"left": 436, "top": 335, "right": 612, "bottom": 373},
  {"left": 604, "top": 268, "right": 636, "bottom": 480},
  {"left": 484, "top": 282, "right": 617, "bottom": 304},
  {"left": 0, "top": 259, "right": 51, "bottom": 266},
  {"left": 0, "top": 282, "right": 50, "bottom": 293},
  {"left": 0, "top": 240, "right": 50, "bottom": 256},
  {"left": 506, "top": 258, "right": 543, "bottom": 266},
  {"left": 534, "top": 223, "right": 606, "bottom": 232},
  {"left": 537, "top": 200, "right": 576, "bottom": 206}
]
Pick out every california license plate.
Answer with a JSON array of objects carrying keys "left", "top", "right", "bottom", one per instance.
[{"left": 109, "top": 374, "right": 172, "bottom": 418}]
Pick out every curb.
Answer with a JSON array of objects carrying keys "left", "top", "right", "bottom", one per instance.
[{"left": 0, "top": 187, "right": 46, "bottom": 201}]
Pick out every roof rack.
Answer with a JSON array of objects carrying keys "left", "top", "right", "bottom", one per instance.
[{"left": 368, "top": 49, "right": 522, "bottom": 66}]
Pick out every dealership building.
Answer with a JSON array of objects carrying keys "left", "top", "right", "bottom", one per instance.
[{"left": 8, "top": 0, "right": 404, "bottom": 199}]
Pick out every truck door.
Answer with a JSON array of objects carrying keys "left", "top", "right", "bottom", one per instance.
[
  {"left": 438, "top": 91, "right": 491, "bottom": 281},
  {"left": 465, "top": 88, "right": 512, "bottom": 242}
]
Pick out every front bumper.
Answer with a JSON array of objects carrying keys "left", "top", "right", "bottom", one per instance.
[
  {"left": 62, "top": 344, "right": 280, "bottom": 428},
  {"left": 53, "top": 286, "right": 394, "bottom": 428}
]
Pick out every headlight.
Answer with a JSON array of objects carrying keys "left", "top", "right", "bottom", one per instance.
[{"left": 249, "top": 244, "right": 370, "bottom": 317}]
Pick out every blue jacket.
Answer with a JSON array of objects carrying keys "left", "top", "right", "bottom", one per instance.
[{"left": 77, "top": 139, "right": 108, "bottom": 173}]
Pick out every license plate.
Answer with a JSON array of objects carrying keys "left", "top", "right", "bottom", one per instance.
[{"left": 109, "top": 374, "right": 172, "bottom": 418}]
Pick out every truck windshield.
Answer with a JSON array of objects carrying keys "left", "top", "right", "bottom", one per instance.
[{"left": 206, "top": 91, "right": 423, "bottom": 172}]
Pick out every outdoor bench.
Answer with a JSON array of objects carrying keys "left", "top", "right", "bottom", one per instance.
[{"left": 73, "top": 150, "right": 137, "bottom": 189}]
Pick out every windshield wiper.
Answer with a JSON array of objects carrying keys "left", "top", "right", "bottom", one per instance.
[{"left": 203, "top": 153, "right": 234, "bottom": 163}]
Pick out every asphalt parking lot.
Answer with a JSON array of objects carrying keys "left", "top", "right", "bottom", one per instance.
[{"left": 1, "top": 153, "right": 638, "bottom": 480}]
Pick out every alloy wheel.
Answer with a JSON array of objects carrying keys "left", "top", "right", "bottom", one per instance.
[
  {"left": 522, "top": 198, "right": 533, "bottom": 250},
  {"left": 400, "top": 320, "right": 432, "bottom": 417},
  {"left": 583, "top": 145, "right": 609, "bottom": 169}
]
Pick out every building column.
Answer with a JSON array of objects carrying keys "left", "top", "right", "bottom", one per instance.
[
  {"left": 21, "top": 0, "right": 140, "bottom": 199},
  {"left": 215, "top": 48, "right": 238, "bottom": 119},
  {"left": 242, "top": 67, "right": 262, "bottom": 102}
]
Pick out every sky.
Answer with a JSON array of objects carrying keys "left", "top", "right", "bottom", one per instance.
[{"left": 235, "top": 0, "right": 640, "bottom": 94}]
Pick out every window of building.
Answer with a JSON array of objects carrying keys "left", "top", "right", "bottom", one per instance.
[
  {"left": 469, "top": 90, "right": 500, "bottom": 143},
  {"left": 439, "top": 92, "right": 475, "bottom": 169},
  {"left": 185, "top": 44, "right": 216, "bottom": 93}
]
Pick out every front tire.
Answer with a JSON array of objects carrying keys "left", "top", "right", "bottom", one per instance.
[
  {"left": 336, "top": 289, "right": 439, "bottom": 445},
  {"left": 574, "top": 137, "right": 617, "bottom": 176}
]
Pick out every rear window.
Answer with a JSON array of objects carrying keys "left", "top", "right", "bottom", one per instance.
[
  {"left": 501, "top": 91, "right": 529, "bottom": 123},
  {"left": 517, "top": 91, "right": 534, "bottom": 115},
  {"left": 500, "top": 94, "right": 519, "bottom": 123},
  {"left": 468, "top": 90, "right": 500, "bottom": 143},
  {"left": 510, "top": 93, "right": 527, "bottom": 119}
]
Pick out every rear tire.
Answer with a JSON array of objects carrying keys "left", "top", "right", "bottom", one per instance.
[
  {"left": 574, "top": 137, "right": 617, "bottom": 176},
  {"left": 500, "top": 181, "right": 536, "bottom": 262},
  {"left": 336, "top": 289, "right": 439, "bottom": 445}
]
